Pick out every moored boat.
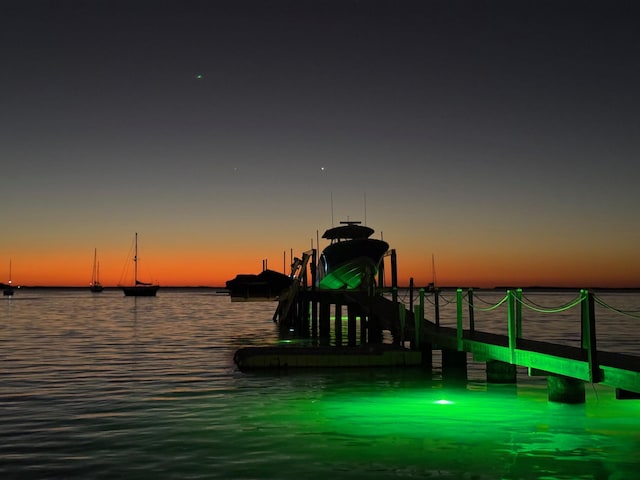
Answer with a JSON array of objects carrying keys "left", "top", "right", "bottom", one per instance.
[
  {"left": 3, "top": 260, "right": 14, "bottom": 296},
  {"left": 226, "top": 269, "right": 293, "bottom": 301},
  {"left": 317, "top": 221, "right": 389, "bottom": 290},
  {"left": 90, "top": 248, "right": 104, "bottom": 293},
  {"left": 120, "top": 233, "right": 159, "bottom": 297}
]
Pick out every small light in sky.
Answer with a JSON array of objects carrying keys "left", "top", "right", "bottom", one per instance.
[
  {"left": 321, "top": 167, "right": 325, "bottom": 172},
  {"left": 195, "top": 74, "right": 204, "bottom": 79}
]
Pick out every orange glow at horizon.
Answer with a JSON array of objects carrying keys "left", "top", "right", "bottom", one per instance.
[{"left": 3, "top": 244, "right": 638, "bottom": 289}]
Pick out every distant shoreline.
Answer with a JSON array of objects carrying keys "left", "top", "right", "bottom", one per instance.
[{"left": 3, "top": 285, "right": 639, "bottom": 293}]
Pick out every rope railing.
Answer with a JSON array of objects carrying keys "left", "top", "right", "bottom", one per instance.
[
  {"left": 462, "top": 293, "right": 509, "bottom": 312},
  {"left": 398, "top": 287, "right": 640, "bottom": 324},
  {"left": 517, "top": 293, "right": 583, "bottom": 314},
  {"left": 593, "top": 295, "right": 640, "bottom": 320}
]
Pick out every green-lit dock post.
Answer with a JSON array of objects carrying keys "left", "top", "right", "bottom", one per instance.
[
  {"left": 442, "top": 288, "right": 467, "bottom": 378},
  {"left": 485, "top": 289, "right": 517, "bottom": 383},
  {"left": 335, "top": 302, "right": 343, "bottom": 346},
  {"left": 580, "top": 289, "right": 600, "bottom": 383},
  {"left": 416, "top": 291, "right": 432, "bottom": 369},
  {"left": 319, "top": 301, "right": 330, "bottom": 345},
  {"left": 548, "top": 375, "right": 585, "bottom": 404},
  {"left": 487, "top": 360, "right": 517, "bottom": 383},
  {"left": 347, "top": 304, "right": 357, "bottom": 346},
  {"left": 516, "top": 288, "right": 523, "bottom": 338},
  {"left": 507, "top": 290, "right": 517, "bottom": 363},
  {"left": 311, "top": 249, "right": 318, "bottom": 339}
]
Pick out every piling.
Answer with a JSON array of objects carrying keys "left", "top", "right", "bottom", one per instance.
[
  {"left": 486, "top": 360, "right": 517, "bottom": 384},
  {"left": 547, "top": 375, "right": 586, "bottom": 404},
  {"left": 442, "top": 349, "right": 467, "bottom": 379}
]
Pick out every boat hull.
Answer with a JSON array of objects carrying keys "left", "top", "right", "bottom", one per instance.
[
  {"left": 226, "top": 269, "right": 293, "bottom": 302},
  {"left": 122, "top": 285, "right": 159, "bottom": 297},
  {"left": 319, "top": 238, "right": 389, "bottom": 290}
]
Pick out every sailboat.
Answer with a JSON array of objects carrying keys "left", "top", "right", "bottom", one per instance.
[
  {"left": 3, "top": 259, "right": 14, "bottom": 296},
  {"left": 90, "top": 248, "right": 104, "bottom": 293},
  {"left": 121, "top": 233, "right": 159, "bottom": 297}
]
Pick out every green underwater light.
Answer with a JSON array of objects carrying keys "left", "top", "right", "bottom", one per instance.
[{"left": 234, "top": 373, "right": 640, "bottom": 479}]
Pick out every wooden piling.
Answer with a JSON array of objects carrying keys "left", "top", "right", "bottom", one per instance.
[
  {"left": 548, "top": 374, "right": 585, "bottom": 404},
  {"left": 486, "top": 360, "right": 517, "bottom": 383}
]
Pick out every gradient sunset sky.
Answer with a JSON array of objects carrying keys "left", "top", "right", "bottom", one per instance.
[{"left": 2, "top": 0, "right": 639, "bottom": 288}]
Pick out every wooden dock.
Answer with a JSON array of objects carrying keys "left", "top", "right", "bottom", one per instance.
[{"left": 234, "top": 248, "right": 640, "bottom": 403}]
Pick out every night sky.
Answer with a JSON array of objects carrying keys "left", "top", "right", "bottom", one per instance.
[{"left": 2, "top": 0, "right": 639, "bottom": 288}]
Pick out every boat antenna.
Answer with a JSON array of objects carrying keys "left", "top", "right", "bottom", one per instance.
[
  {"left": 330, "top": 191, "right": 334, "bottom": 227},
  {"left": 364, "top": 191, "right": 367, "bottom": 226},
  {"left": 432, "top": 253, "right": 437, "bottom": 287}
]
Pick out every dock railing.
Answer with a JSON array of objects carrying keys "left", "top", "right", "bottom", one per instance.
[{"left": 398, "top": 287, "right": 640, "bottom": 395}]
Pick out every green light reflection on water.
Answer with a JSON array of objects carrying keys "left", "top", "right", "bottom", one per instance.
[{"left": 234, "top": 373, "right": 640, "bottom": 479}]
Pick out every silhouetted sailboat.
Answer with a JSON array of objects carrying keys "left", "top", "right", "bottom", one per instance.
[
  {"left": 3, "top": 259, "right": 14, "bottom": 296},
  {"left": 90, "top": 248, "right": 104, "bottom": 293},
  {"left": 121, "top": 233, "right": 159, "bottom": 297}
]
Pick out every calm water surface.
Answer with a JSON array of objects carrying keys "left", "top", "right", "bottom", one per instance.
[{"left": 1, "top": 289, "right": 639, "bottom": 479}]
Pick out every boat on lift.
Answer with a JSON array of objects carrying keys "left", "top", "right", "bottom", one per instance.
[{"left": 317, "top": 221, "right": 389, "bottom": 290}]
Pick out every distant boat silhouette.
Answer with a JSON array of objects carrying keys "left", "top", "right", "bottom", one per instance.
[
  {"left": 120, "top": 233, "right": 159, "bottom": 297},
  {"left": 3, "top": 259, "right": 14, "bottom": 296},
  {"left": 226, "top": 268, "right": 293, "bottom": 302},
  {"left": 90, "top": 248, "right": 104, "bottom": 293}
]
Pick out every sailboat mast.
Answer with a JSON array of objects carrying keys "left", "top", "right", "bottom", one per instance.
[
  {"left": 134, "top": 232, "right": 138, "bottom": 284},
  {"left": 92, "top": 248, "right": 97, "bottom": 284}
]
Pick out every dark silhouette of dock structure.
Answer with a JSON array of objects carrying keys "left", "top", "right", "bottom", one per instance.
[{"left": 234, "top": 248, "right": 640, "bottom": 403}]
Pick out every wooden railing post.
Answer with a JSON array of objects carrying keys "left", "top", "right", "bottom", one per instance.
[
  {"left": 516, "top": 288, "right": 523, "bottom": 338},
  {"left": 434, "top": 288, "right": 440, "bottom": 327},
  {"left": 507, "top": 290, "right": 516, "bottom": 363},
  {"left": 581, "top": 289, "right": 600, "bottom": 382}
]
